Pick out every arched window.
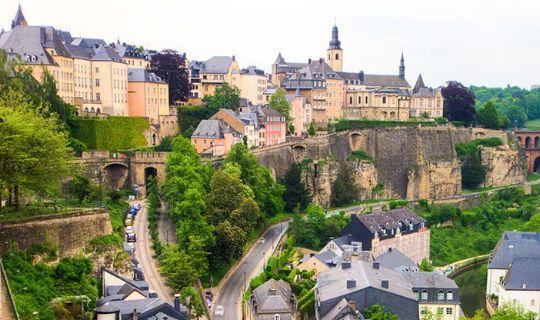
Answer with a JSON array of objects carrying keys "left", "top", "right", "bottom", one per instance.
[
  {"left": 414, "top": 290, "right": 419, "bottom": 300},
  {"left": 438, "top": 291, "right": 444, "bottom": 300},
  {"left": 382, "top": 96, "right": 387, "bottom": 104},
  {"left": 446, "top": 291, "right": 454, "bottom": 300},
  {"left": 421, "top": 290, "right": 428, "bottom": 300},
  {"left": 335, "top": 53, "right": 339, "bottom": 60},
  {"left": 90, "top": 107, "right": 95, "bottom": 112},
  {"left": 274, "top": 315, "right": 280, "bottom": 320},
  {"left": 152, "top": 133, "right": 157, "bottom": 146},
  {"left": 96, "top": 108, "right": 101, "bottom": 114},
  {"left": 349, "top": 96, "right": 353, "bottom": 105},
  {"left": 365, "top": 96, "right": 368, "bottom": 104},
  {"left": 84, "top": 107, "right": 89, "bottom": 112}
]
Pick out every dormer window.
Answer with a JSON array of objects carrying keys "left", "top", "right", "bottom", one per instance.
[
  {"left": 421, "top": 290, "right": 428, "bottom": 300},
  {"left": 414, "top": 290, "right": 419, "bottom": 300},
  {"left": 438, "top": 291, "right": 444, "bottom": 300},
  {"left": 446, "top": 291, "right": 453, "bottom": 300}
]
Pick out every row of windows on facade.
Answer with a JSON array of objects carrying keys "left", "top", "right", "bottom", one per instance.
[
  {"left": 147, "top": 98, "right": 166, "bottom": 106},
  {"left": 83, "top": 107, "right": 101, "bottom": 113},
  {"left": 421, "top": 307, "right": 454, "bottom": 316},
  {"left": 146, "top": 86, "right": 167, "bottom": 95},
  {"left": 415, "top": 290, "right": 454, "bottom": 301}
]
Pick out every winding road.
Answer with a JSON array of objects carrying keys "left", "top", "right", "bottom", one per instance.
[
  {"left": 213, "top": 221, "right": 289, "bottom": 320},
  {"left": 132, "top": 200, "right": 173, "bottom": 304}
]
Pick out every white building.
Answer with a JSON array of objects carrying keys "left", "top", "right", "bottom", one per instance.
[{"left": 486, "top": 232, "right": 540, "bottom": 318}]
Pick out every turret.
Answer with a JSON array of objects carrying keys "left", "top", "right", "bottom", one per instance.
[
  {"left": 399, "top": 52, "right": 405, "bottom": 80},
  {"left": 11, "top": 4, "right": 27, "bottom": 29}
]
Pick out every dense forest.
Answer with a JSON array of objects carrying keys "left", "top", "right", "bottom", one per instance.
[{"left": 470, "top": 85, "right": 540, "bottom": 127}]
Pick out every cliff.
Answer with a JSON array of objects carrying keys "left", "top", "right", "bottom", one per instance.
[{"left": 481, "top": 145, "right": 526, "bottom": 187}]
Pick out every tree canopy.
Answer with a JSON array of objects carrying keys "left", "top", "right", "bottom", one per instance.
[
  {"left": 268, "top": 89, "right": 292, "bottom": 132},
  {"left": 475, "top": 101, "right": 509, "bottom": 129},
  {"left": 442, "top": 81, "right": 476, "bottom": 123},
  {"left": 203, "top": 83, "right": 241, "bottom": 111},
  {"left": 149, "top": 50, "right": 190, "bottom": 103},
  {"left": 283, "top": 163, "right": 311, "bottom": 212},
  {"left": 331, "top": 163, "right": 361, "bottom": 207}
]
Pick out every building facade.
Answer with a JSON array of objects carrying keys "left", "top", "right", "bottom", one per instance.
[
  {"left": 410, "top": 74, "right": 444, "bottom": 118},
  {"left": 196, "top": 55, "right": 240, "bottom": 97},
  {"left": 340, "top": 209, "right": 430, "bottom": 264},
  {"left": 239, "top": 66, "right": 268, "bottom": 105},
  {"left": 127, "top": 68, "right": 169, "bottom": 124},
  {"left": 486, "top": 232, "right": 540, "bottom": 318}
]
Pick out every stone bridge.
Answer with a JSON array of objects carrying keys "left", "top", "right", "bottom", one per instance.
[
  {"left": 78, "top": 151, "right": 169, "bottom": 195},
  {"left": 513, "top": 130, "right": 540, "bottom": 172}
]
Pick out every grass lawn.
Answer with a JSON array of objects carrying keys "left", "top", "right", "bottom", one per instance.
[
  {"left": 461, "top": 186, "right": 497, "bottom": 194},
  {"left": 430, "top": 218, "right": 523, "bottom": 266},
  {"left": 525, "top": 118, "right": 540, "bottom": 130},
  {"left": 527, "top": 173, "right": 540, "bottom": 182}
]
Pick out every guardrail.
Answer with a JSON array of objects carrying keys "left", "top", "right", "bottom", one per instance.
[
  {"left": 0, "top": 258, "right": 20, "bottom": 320},
  {"left": 437, "top": 254, "right": 490, "bottom": 279}
]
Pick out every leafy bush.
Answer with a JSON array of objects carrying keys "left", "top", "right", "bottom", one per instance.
[
  {"left": 435, "top": 117, "right": 448, "bottom": 125},
  {"left": 389, "top": 200, "right": 408, "bottom": 210},
  {"left": 347, "top": 149, "right": 374, "bottom": 162}
]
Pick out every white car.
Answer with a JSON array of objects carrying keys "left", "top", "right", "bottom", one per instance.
[
  {"left": 125, "top": 226, "right": 134, "bottom": 233},
  {"left": 214, "top": 305, "right": 224, "bottom": 316}
]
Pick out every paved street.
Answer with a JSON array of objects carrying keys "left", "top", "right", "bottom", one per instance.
[
  {"left": 213, "top": 221, "right": 289, "bottom": 320},
  {"left": 132, "top": 200, "right": 173, "bottom": 304}
]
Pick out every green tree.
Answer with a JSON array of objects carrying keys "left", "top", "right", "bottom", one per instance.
[
  {"left": 362, "top": 304, "right": 398, "bottom": 320},
  {"left": 0, "top": 88, "right": 73, "bottom": 209},
  {"left": 308, "top": 122, "right": 316, "bottom": 136},
  {"left": 419, "top": 258, "right": 434, "bottom": 272},
  {"left": 268, "top": 89, "right": 292, "bottom": 131},
  {"left": 476, "top": 101, "right": 506, "bottom": 129},
  {"left": 205, "top": 170, "right": 248, "bottom": 225},
  {"left": 230, "top": 197, "right": 262, "bottom": 233},
  {"left": 491, "top": 303, "right": 536, "bottom": 320},
  {"left": 524, "top": 214, "right": 540, "bottom": 232},
  {"left": 65, "top": 175, "right": 92, "bottom": 203},
  {"left": 461, "top": 151, "right": 487, "bottom": 189},
  {"left": 213, "top": 220, "right": 247, "bottom": 264},
  {"left": 224, "top": 143, "right": 284, "bottom": 216},
  {"left": 155, "top": 135, "right": 174, "bottom": 151},
  {"left": 331, "top": 163, "right": 360, "bottom": 207},
  {"left": 283, "top": 163, "right": 311, "bottom": 212},
  {"left": 203, "top": 83, "right": 241, "bottom": 111},
  {"left": 159, "top": 244, "right": 198, "bottom": 292}
]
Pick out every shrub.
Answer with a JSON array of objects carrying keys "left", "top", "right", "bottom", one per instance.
[
  {"left": 347, "top": 149, "right": 374, "bottom": 162},
  {"left": 389, "top": 200, "right": 408, "bottom": 210},
  {"left": 107, "top": 189, "right": 123, "bottom": 202}
]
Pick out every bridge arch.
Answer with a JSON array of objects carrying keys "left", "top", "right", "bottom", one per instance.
[
  {"left": 525, "top": 136, "right": 532, "bottom": 148},
  {"left": 350, "top": 132, "right": 363, "bottom": 151},
  {"left": 292, "top": 145, "right": 306, "bottom": 161},
  {"left": 103, "top": 163, "right": 130, "bottom": 189}
]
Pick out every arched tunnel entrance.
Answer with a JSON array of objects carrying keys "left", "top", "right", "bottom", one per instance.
[
  {"left": 103, "top": 163, "right": 130, "bottom": 190},
  {"left": 144, "top": 167, "right": 158, "bottom": 196}
]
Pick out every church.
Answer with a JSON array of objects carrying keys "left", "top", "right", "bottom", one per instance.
[{"left": 271, "top": 25, "right": 443, "bottom": 124}]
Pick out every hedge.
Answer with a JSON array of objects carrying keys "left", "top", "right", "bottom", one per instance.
[
  {"left": 335, "top": 119, "right": 437, "bottom": 131},
  {"left": 72, "top": 116, "right": 150, "bottom": 151}
]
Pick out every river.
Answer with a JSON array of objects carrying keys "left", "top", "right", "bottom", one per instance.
[{"left": 453, "top": 264, "right": 488, "bottom": 317}]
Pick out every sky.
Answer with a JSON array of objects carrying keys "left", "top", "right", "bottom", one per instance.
[{"left": 2, "top": 0, "right": 539, "bottom": 88}]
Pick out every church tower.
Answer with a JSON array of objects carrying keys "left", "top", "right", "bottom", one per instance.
[
  {"left": 11, "top": 4, "right": 28, "bottom": 29},
  {"left": 327, "top": 25, "right": 343, "bottom": 72},
  {"left": 399, "top": 52, "right": 405, "bottom": 79}
]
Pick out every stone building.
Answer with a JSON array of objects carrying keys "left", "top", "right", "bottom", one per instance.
[
  {"left": 248, "top": 278, "right": 297, "bottom": 320},
  {"left": 340, "top": 209, "right": 430, "bottom": 264},
  {"left": 410, "top": 74, "right": 443, "bottom": 118}
]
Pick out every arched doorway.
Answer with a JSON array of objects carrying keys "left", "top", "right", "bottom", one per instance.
[
  {"left": 144, "top": 167, "right": 158, "bottom": 195},
  {"left": 534, "top": 157, "right": 540, "bottom": 173},
  {"left": 535, "top": 137, "right": 539, "bottom": 149},
  {"left": 103, "top": 163, "right": 130, "bottom": 189},
  {"left": 525, "top": 136, "right": 532, "bottom": 148}
]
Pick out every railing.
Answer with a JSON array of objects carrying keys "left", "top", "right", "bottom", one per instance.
[{"left": 0, "top": 258, "right": 20, "bottom": 320}]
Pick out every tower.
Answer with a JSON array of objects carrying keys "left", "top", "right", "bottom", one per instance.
[
  {"left": 11, "top": 4, "right": 27, "bottom": 29},
  {"left": 327, "top": 25, "right": 343, "bottom": 72},
  {"left": 399, "top": 52, "right": 405, "bottom": 80}
]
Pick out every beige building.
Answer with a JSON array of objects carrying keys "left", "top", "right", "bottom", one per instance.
[
  {"left": 111, "top": 41, "right": 151, "bottom": 69},
  {"left": 198, "top": 56, "right": 240, "bottom": 97},
  {"left": 410, "top": 74, "right": 444, "bottom": 118},
  {"left": 239, "top": 66, "right": 268, "bottom": 105}
]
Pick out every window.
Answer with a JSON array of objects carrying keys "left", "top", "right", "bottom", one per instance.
[
  {"left": 274, "top": 315, "right": 280, "bottom": 320},
  {"left": 421, "top": 290, "right": 428, "bottom": 300},
  {"left": 438, "top": 291, "right": 444, "bottom": 300},
  {"left": 96, "top": 93, "right": 101, "bottom": 101},
  {"left": 414, "top": 290, "right": 419, "bottom": 300},
  {"left": 446, "top": 308, "right": 453, "bottom": 315},
  {"left": 446, "top": 291, "right": 453, "bottom": 300},
  {"left": 349, "top": 96, "right": 353, "bottom": 105},
  {"left": 95, "top": 67, "right": 99, "bottom": 73},
  {"left": 382, "top": 96, "right": 387, "bottom": 104},
  {"left": 365, "top": 96, "right": 368, "bottom": 104},
  {"left": 95, "top": 79, "right": 100, "bottom": 87},
  {"left": 532, "top": 299, "right": 536, "bottom": 306},
  {"left": 437, "top": 308, "right": 443, "bottom": 315},
  {"left": 335, "top": 53, "right": 339, "bottom": 60}
]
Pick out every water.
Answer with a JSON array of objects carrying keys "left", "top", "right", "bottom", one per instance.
[{"left": 453, "top": 264, "right": 488, "bottom": 317}]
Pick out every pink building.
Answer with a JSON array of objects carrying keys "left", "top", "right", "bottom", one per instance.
[
  {"left": 259, "top": 107, "right": 286, "bottom": 146},
  {"left": 287, "top": 91, "right": 312, "bottom": 137}
]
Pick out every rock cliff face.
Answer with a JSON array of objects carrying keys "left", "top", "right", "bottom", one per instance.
[{"left": 481, "top": 146, "right": 526, "bottom": 187}]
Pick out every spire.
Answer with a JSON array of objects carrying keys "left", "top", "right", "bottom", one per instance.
[
  {"left": 399, "top": 52, "right": 405, "bottom": 79},
  {"left": 413, "top": 74, "right": 426, "bottom": 93},
  {"left": 329, "top": 24, "right": 341, "bottom": 49},
  {"left": 274, "top": 52, "right": 285, "bottom": 65},
  {"left": 11, "top": 4, "right": 27, "bottom": 29}
]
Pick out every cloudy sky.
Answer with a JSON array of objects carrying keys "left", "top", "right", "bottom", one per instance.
[{"left": 2, "top": 0, "right": 539, "bottom": 88}]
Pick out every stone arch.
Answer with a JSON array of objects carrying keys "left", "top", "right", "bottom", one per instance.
[
  {"left": 144, "top": 167, "right": 158, "bottom": 195},
  {"left": 292, "top": 145, "right": 306, "bottom": 161},
  {"left": 525, "top": 136, "right": 532, "bottom": 148},
  {"left": 390, "top": 111, "right": 396, "bottom": 119},
  {"left": 103, "top": 163, "right": 130, "bottom": 189},
  {"left": 535, "top": 137, "right": 540, "bottom": 149},
  {"left": 382, "top": 111, "right": 388, "bottom": 119},
  {"left": 350, "top": 132, "right": 363, "bottom": 150},
  {"left": 534, "top": 157, "right": 540, "bottom": 173},
  {"left": 91, "top": 107, "right": 95, "bottom": 113},
  {"left": 96, "top": 108, "right": 101, "bottom": 114}
]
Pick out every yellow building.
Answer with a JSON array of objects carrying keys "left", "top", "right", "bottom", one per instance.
[
  {"left": 198, "top": 56, "right": 240, "bottom": 97},
  {"left": 111, "top": 41, "right": 151, "bottom": 69}
]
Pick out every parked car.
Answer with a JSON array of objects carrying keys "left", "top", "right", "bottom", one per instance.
[
  {"left": 127, "top": 232, "right": 136, "bottom": 242},
  {"left": 124, "top": 242, "right": 135, "bottom": 254},
  {"left": 127, "top": 213, "right": 133, "bottom": 220},
  {"left": 125, "top": 218, "right": 133, "bottom": 226},
  {"left": 214, "top": 305, "right": 224, "bottom": 316},
  {"left": 125, "top": 226, "right": 134, "bottom": 235}
]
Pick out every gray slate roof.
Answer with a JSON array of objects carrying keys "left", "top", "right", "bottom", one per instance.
[
  {"left": 503, "top": 257, "right": 540, "bottom": 290},
  {"left": 489, "top": 232, "right": 540, "bottom": 269},
  {"left": 192, "top": 120, "right": 225, "bottom": 138},
  {"left": 71, "top": 37, "right": 107, "bottom": 48},
  {"left": 401, "top": 272, "right": 458, "bottom": 289},
  {"left": 128, "top": 68, "right": 165, "bottom": 83},
  {"left": 0, "top": 26, "right": 68, "bottom": 65},
  {"left": 354, "top": 209, "right": 425, "bottom": 235},
  {"left": 338, "top": 72, "right": 410, "bottom": 88},
  {"left": 314, "top": 250, "right": 340, "bottom": 267},
  {"left": 252, "top": 279, "right": 294, "bottom": 313},
  {"left": 322, "top": 298, "right": 364, "bottom": 320},
  {"left": 201, "top": 56, "right": 234, "bottom": 74},
  {"left": 375, "top": 248, "right": 418, "bottom": 272}
]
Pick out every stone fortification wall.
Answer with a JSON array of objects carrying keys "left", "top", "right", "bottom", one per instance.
[{"left": 0, "top": 209, "right": 112, "bottom": 256}]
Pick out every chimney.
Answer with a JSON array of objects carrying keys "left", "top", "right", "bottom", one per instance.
[
  {"left": 342, "top": 260, "right": 351, "bottom": 269},
  {"left": 346, "top": 279, "right": 356, "bottom": 289},
  {"left": 148, "top": 290, "right": 157, "bottom": 298},
  {"left": 373, "top": 262, "right": 380, "bottom": 270},
  {"left": 381, "top": 280, "right": 389, "bottom": 289},
  {"left": 319, "top": 57, "right": 324, "bottom": 64},
  {"left": 308, "top": 58, "right": 312, "bottom": 64},
  {"left": 174, "top": 293, "right": 181, "bottom": 311},
  {"left": 359, "top": 71, "right": 365, "bottom": 82}
]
